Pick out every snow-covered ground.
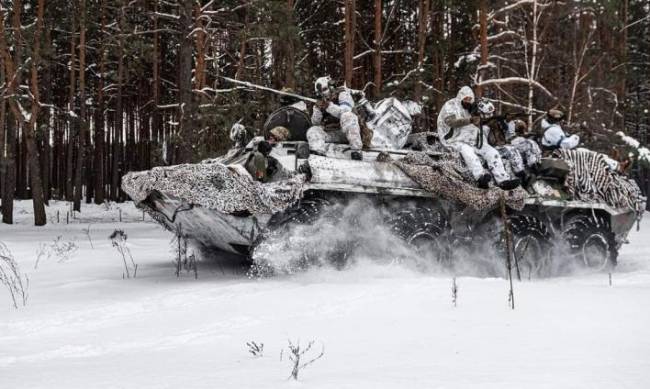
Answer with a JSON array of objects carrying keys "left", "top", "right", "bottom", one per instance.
[{"left": 1, "top": 200, "right": 650, "bottom": 388}]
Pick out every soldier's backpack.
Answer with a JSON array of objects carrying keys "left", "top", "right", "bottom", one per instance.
[{"left": 536, "top": 158, "right": 570, "bottom": 182}]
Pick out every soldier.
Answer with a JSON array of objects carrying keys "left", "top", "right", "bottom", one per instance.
[
  {"left": 541, "top": 109, "right": 580, "bottom": 150},
  {"left": 437, "top": 87, "right": 519, "bottom": 190},
  {"left": 505, "top": 119, "right": 542, "bottom": 168},
  {"left": 244, "top": 126, "right": 289, "bottom": 182},
  {"left": 478, "top": 100, "right": 527, "bottom": 183},
  {"left": 306, "top": 76, "right": 363, "bottom": 160},
  {"left": 479, "top": 100, "right": 542, "bottom": 186}
]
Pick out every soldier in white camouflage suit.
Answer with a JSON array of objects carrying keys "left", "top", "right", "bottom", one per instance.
[
  {"left": 437, "top": 86, "right": 519, "bottom": 189},
  {"left": 541, "top": 109, "right": 580, "bottom": 150},
  {"left": 505, "top": 119, "right": 542, "bottom": 167},
  {"left": 306, "top": 76, "right": 363, "bottom": 160},
  {"left": 477, "top": 99, "right": 541, "bottom": 184}
]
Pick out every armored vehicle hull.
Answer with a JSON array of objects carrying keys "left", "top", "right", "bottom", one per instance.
[{"left": 123, "top": 140, "right": 644, "bottom": 275}]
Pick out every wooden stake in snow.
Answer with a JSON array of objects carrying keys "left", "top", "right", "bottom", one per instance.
[
  {"left": 176, "top": 224, "right": 183, "bottom": 277},
  {"left": 451, "top": 277, "right": 458, "bottom": 307},
  {"left": 500, "top": 196, "right": 515, "bottom": 310},
  {"left": 609, "top": 272, "right": 612, "bottom": 287}
]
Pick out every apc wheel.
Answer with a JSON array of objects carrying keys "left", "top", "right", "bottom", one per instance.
[
  {"left": 563, "top": 213, "right": 617, "bottom": 271},
  {"left": 391, "top": 207, "right": 450, "bottom": 266},
  {"left": 509, "top": 214, "right": 552, "bottom": 279},
  {"left": 479, "top": 212, "right": 551, "bottom": 279},
  {"left": 267, "top": 197, "right": 332, "bottom": 229}
]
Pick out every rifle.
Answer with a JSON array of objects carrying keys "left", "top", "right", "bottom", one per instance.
[
  {"left": 220, "top": 76, "right": 318, "bottom": 104},
  {"left": 221, "top": 76, "right": 371, "bottom": 108}
]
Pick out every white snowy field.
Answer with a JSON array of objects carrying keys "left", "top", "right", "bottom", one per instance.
[{"left": 1, "top": 201, "right": 650, "bottom": 389}]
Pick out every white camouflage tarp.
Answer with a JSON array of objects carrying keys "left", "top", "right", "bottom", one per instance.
[
  {"left": 559, "top": 149, "right": 646, "bottom": 213},
  {"left": 122, "top": 159, "right": 306, "bottom": 215},
  {"left": 394, "top": 151, "right": 527, "bottom": 211}
]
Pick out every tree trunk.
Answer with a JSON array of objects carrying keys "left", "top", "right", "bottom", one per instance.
[
  {"left": 0, "top": 60, "right": 5, "bottom": 205},
  {"left": 94, "top": 0, "right": 107, "bottom": 204},
  {"left": 2, "top": 118, "right": 16, "bottom": 225},
  {"left": 73, "top": 0, "right": 87, "bottom": 212},
  {"left": 414, "top": 0, "right": 430, "bottom": 100},
  {"left": 0, "top": 2, "right": 21, "bottom": 223},
  {"left": 0, "top": 63, "right": 12, "bottom": 224},
  {"left": 344, "top": 0, "right": 356, "bottom": 86},
  {"left": 41, "top": 25, "right": 52, "bottom": 204},
  {"left": 432, "top": 2, "right": 447, "bottom": 110},
  {"left": 527, "top": 0, "right": 539, "bottom": 129},
  {"left": 151, "top": 0, "right": 161, "bottom": 168},
  {"left": 235, "top": 7, "right": 249, "bottom": 80},
  {"left": 618, "top": 0, "right": 628, "bottom": 129},
  {"left": 373, "top": 0, "right": 382, "bottom": 97},
  {"left": 477, "top": 0, "right": 488, "bottom": 98},
  {"left": 0, "top": 0, "right": 46, "bottom": 225},
  {"left": 285, "top": 0, "right": 296, "bottom": 89},
  {"left": 177, "top": 0, "right": 196, "bottom": 163},
  {"left": 112, "top": 0, "right": 126, "bottom": 200},
  {"left": 26, "top": 0, "right": 47, "bottom": 225},
  {"left": 194, "top": 3, "right": 207, "bottom": 91},
  {"left": 66, "top": 11, "right": 77, "bottom": 201}
]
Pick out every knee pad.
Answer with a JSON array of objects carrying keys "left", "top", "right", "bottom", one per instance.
[
  {"left": 340, "top": 112, "right": 360, "bottom": 133},
  {"left": 306, "top": 126, "right": 323, "bottom": 139},
  {"left": 562, "top": 135, "right": 580, "bottom": 149}
]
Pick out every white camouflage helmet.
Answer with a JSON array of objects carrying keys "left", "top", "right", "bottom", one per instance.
[
  {"left": 477, "top": 98, "right": 495, "bottom": 117},
  {"left": 314, "top": 76, "right": 334, "bottom": 98},
  {"left": 229, "top": 122, "right": 246, "bottom": 142}
]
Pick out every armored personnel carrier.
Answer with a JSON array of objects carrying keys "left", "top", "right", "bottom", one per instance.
[{"left": 122, "top": 105, "right": 645, "bottom": 276}]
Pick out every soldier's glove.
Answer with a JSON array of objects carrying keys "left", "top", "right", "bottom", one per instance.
[
  {"left": 317, "top": 99, "right": 330, "bottom": 110},
  {"left": 266, "top": 157, "right": 279, "bottom": 177},
  {"left": 470, "top": 115, "right": 481, "bottom": 126}
]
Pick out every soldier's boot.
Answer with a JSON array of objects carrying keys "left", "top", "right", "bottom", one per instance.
[
  {"left": 477, "top": 173, "right": 492, "bottom": 189},
  {"left": 497, "top": 178, "right": 521, "bottom": 191},
  {"left": 515, "top": 170, "right": 529, "bottom": 188}
]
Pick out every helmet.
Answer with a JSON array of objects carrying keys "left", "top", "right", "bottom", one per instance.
[
  {"left": 547, "top": 109, "right": 565, "bottom": 123},
  {"left": 477, "top": 99, "right": 495, "bottom": 118},
  {"left": 269, "top": 126, "right": 290, "bottom": 142},
  {"left": 229, "top": 122, "right": 247, "bottom": 145},
  {"left": 513, "top": 119, "right": 527, "bottom": 133},
  {"left": 314, "top": 76, "right": 335, "bottom": 98}
]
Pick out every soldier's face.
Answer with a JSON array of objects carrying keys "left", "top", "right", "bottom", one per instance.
[
  {"left": 461, "top": 97, "right": 473, "bottom": 111},
  {"left": 320, "top": 87, "right": 332, "bottom": 99}
]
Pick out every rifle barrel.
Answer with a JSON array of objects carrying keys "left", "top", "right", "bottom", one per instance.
[{"left": 220, "top": 76, "right": 317, "bottom": 103}]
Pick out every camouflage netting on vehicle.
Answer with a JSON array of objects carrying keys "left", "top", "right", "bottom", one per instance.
[
  {"left": 394, "top": 151, "right": 527, "bottom": 211},
  {"left": 121, "top": 160, "right": 306, "bottom": 215},
  {"left": 558, "top": 149, "right": 646, "bottom": 212}
]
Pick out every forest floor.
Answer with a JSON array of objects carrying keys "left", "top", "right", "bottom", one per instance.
[{"left": 1, "top": 200, "right": 650, "bottom": 388}]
